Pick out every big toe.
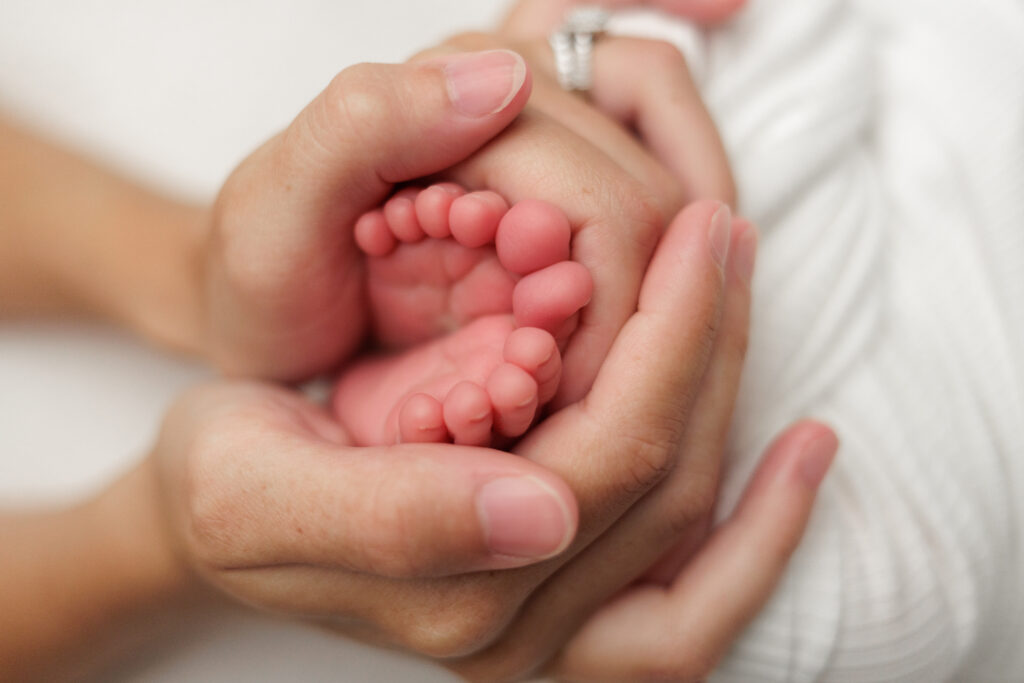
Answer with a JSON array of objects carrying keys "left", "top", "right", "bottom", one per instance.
[
  {"left": 443, "top": 381, "right": 494, "bottom": 447},
  {"left": 496, "top": 199, "right": 572, "bottom": 276},
  {"left": 486, "top": 363, "right": 540, "bottom": 438},
  {"left": 513, "top": 261, "right": 593, "bottom": 335},
  {"left": 503, "top": 327, "right": 562, "bottom": 405}
]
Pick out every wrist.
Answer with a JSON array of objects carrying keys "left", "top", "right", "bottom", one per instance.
[
  {"left": 0, "top": 459, "right": 205, "bottom": 681},
  {"left": 90, "top": 456, "right": 202, "bottom": 612},
  {"left": 104, "top": 197, "right": 209, "bottom": 357}
]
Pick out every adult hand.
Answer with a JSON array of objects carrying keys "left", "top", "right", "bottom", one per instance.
[
  {"left": 445, "top": 207, "right": 835, "bottom": 682},
  {"left": 146, "top": 200, "right": 834, "bottom": 682},
  {"left": 204, "top": 25, "right": 736, "bottom": 399},
  {"left": 189, "top": 34, "right": 825, "bottom": 682},
  {"left": 553, "top": 422, "right": 837, "bottom": 681},
  {"left": 203, "top": 49, "right": 533, "bottom": 380},
  {"left": 416, "top": 23, "right": 734, "bottom": 406},
  {"left": 152, "top": 199, "right": 732, "bottom": 652},
  {"left": 497, "top": 0, "right": 741, "bottom": 210}
]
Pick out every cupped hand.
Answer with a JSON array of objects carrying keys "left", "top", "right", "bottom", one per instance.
[
  {"left": 186, "top": 31, "right": 831, "bottom": 681},
  {"left": 202, "top": 50, "right": 533, "bottom": 380},
  {"left": 145, "top": 194, "right": 832, "bottom": 682},
  {"left": 150, "top": 379, "right": 582, "bottom": 585},
  {"left": 421, "top": 24, "right": 735, "bottom": 407},
  {"left": 498, "top": 0, "right": 741, "bottom": 208},
  {"left": 202, "top": 29, "right": 736, "bottom": 399}
]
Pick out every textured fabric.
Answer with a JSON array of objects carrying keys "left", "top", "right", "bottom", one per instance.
[{"left": 614, "top": 1, "right": 1024, "bottom": 680}]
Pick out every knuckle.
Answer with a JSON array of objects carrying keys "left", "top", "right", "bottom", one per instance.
[
  {"left": 615, "top": 187, "right": 668, "bottom": 255},
  {"left": 329, "top": 63, "right": 388, "bottom": 120},
  {"left": 663, "top": 475, "right": 718, "bottom": 538},
  {"left": 320, "top": 63, "right": 397, "bottom": 156},
  {"left": 642, "top": 38, "right": 689, "bottom": 73},
  {"left": 618, "top": 427, "right": 677, "bottom": 496},
  {"left": 401, "top": 586, "right": 513, "bottom": 658}
]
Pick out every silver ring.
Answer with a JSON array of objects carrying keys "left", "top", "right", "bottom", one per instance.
[{"left": 549, "top": 5, "right": 611, "bottom": 93}]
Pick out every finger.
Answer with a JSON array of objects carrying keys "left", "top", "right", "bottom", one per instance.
[
  {"left": 525, "top": 200, "right": 730, "bottom": 518},
  {"left": 591, "top": 37, "right": 737, "bottom": 206},
  {"left": 187, "top": 399, "right": 578, "bottom": 578},
  {"left": 642, "top": 217, "right": 757, "bottom": 582},
  {"left": 234, "top": 50, "right": 531, "bottom": 250},
  {"left": 446, "top": 110, "right": 674, "bottom": 406},
  {"left": 574, "top": 200, "right": 730, "bottom": 462},
  {"left": 283, "top": 50, "right": 529, "bottom": 224},
  {"left": 450, "top": 208, "right": 742, "bottom": 679},
  {"left": 553, "top": 421, "right": 838, "bottom": 681},
  {"left": 511, "top": 35, "right": 734, "bottom": 205},
  {"left": 514, "top": 40, "right": 687, "bottom": 217}
]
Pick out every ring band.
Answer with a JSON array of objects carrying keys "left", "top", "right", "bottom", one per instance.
[{"left": 549, "top": 6, "right": 611, "bottom": 92}]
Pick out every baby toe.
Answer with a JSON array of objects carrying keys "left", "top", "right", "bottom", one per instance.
[
  {"left": 496, "top": 199, "right": 571, "bottom": 276},
  {"left": 415, "top": 183, "right": 464, "bottom": 238},
  {"left": 486, "top": 363, "right": 539, "bottom": 438},
  {"left": 512, "top": 261, "right": 593, "bottom": 334},
  {"left": 397, "top": 393, "right": 448, "bottom": 444},
  {"left": 443, "top": 381, "right": 494, "bottom": 446},
  {"left": 384, "top": 189, "right": 426, "bottom": 243},
  {"left": 503, "top": 327, "right": 562, "bottom": 405},
  {"left": 355, "top": 209, "right": 397, "bottom": 256},
  {"left": 449, "top": 191, "right": 508, "bottom": 248}
]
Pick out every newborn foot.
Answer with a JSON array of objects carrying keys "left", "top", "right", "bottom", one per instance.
[
  {"left": 333, "top": 316, "right": 562, "bottom": 446},
  {"left": 353, "top": 183, "right": 592, "bottom": 347},
  {"left": 336, "top": 184, "right": 593, "bottom": 446}
]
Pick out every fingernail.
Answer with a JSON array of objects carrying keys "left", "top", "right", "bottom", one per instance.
[
  {"left": 732, "top": 218, "right": 758, "bottom": 286},
  {"left": 476, "top": 476, "right": 572, "bottom": 559},
  {"left": 709, "top": 204, "right": 732, "bottom": 268},
  {"left": 444, "top": 50, "right": 527, "bottom": 118},
  {"left": 798, "top": 431, "right": 838, "bottom": 489}
]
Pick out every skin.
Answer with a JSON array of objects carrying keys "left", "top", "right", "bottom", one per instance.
[{"left": 0, "top": 3, "right": 837, "bottom": 679}]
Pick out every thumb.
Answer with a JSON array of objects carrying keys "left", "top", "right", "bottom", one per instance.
[
  {"left": 272, "top": 49, "right": 530, "bottom": 226},
  {"left": 189, "top": 408, "right": 579, "bottom": 578}
]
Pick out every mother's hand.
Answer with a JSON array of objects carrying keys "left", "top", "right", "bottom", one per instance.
[
  {"left": 427, "top": 22, "right": 735, "bottom": 406},
  {"left": 144, "top": 198, "right": 832, "bottom": 682},
  {"left": 147, "top": 195, "right": 726, "bottom": 654},
  {"left": 498, "top": 0, "right": 741, "bottom": 209}
]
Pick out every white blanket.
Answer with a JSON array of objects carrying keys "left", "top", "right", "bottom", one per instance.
[{"left": 616, "top": 1, "right": 1024, "bottom": 679}]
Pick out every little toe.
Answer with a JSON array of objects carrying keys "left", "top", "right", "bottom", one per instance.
[
  {"left": 354, "top": 209, "right": 396, "bottom": 256},
  {"left": 496, "top": 199, "right": 572, "bottom": 276},
  {"left": 384, "top": 189, "right": 425, "bottom": 243},
  {"left": 443, "top": 381, "right": 494, "bottom": 446},
  {"left": 503, "top": 327, "right": 562, "bottom": 405},
  {"left": 486, "top": 363, "right": 539, "bottom": 438},
  {"left": 449, "top": 191, "right": 509, "bottom": 248},
  {"left": 513, "top": 261, "right": 594, "bottom": 334},
  {"left": 398, "top": 393, "right": 448, "bottom": 444},
  {"left": 415, "top": 183, "right": 465, "bottom": 238}
]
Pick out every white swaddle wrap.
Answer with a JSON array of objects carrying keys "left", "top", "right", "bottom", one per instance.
[{"left": 615, "top": 1, "right": 1024, "bottom": 679}]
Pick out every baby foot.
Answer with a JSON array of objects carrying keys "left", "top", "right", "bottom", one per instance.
[
  {"left": 333, "top": 316, "right": 563, "bottom": 446},
  {"left": 353, "top": 183, "right": 593, "bottom": 348},
  {"left": 335, "top": 185, "right": 593, "bottom": 446}
]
